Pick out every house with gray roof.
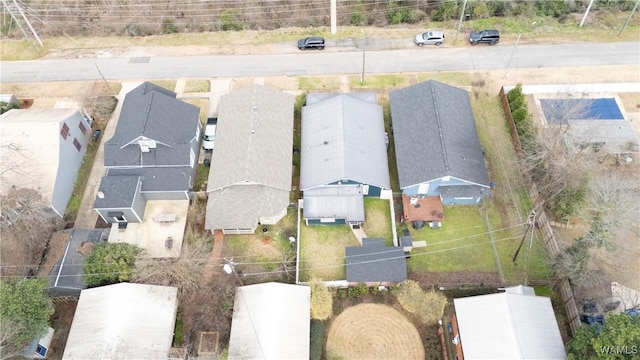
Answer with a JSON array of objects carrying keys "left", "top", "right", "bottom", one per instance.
[
  {"left": 345, "top": 238, "right": 407, "bottom": 285},
  {"left": 205, "top": 85, "right": 293, "bottom": 235},
  {"left": 94, "top": 82, "right": 201, "bottom": 224},
  {"left": 300, "top": 93, "right": 390, "bottom": 226},
  {"left": 390, "top": 80, "right": 489, "bottom": 207}
]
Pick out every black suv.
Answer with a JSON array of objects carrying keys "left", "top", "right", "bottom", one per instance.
[
  {"left": 469, "top": 30, "right": 500, "bottom": 45},
  {"left": 297, "top": 36, "right": 325, "bottom": 50}
]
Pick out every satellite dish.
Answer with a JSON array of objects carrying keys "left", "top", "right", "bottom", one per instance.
[
  {"left": 223, "top": 264, "right": 233, "bottom": 275},
  {"left": 289, "top": 237, "right": 296, "bottom": 243}
]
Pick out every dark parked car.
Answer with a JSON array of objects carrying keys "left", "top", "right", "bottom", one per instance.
[
  {"left": 297, "top": 37, "right": 325, "bottom": 50},
  {"left": 469, "top": 29, "right": 500, "bottom": 45}
]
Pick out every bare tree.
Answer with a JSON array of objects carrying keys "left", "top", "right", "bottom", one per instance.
[
  {"left": 0, "top": 187, "right": 60, "bottom": 276},
  {"left": 582, "top": 170, "right": 640, "bottom": 249},
  {"left": 0, "top": 320, "right": 29, "bottom": 360},
  {"left": 133, "top": 232, "right": 212, "bottom": 299},
  {"left": 523, "top": 97, "right": 594, "bottom": 207}
]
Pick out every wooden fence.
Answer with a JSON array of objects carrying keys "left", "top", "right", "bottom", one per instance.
[{"left": 499, "top": 87, "right": 581, "bottom": 336}]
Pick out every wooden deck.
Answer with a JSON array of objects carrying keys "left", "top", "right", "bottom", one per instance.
[{"left": 402, "top": 195, "right": 445, "bottom": 222}]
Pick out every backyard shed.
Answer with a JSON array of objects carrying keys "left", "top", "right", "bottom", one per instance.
[{"left": 345, "top": 238, "right": 407, "bottom": 285}]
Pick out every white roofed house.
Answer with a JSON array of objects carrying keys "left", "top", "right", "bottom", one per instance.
[
  {"left": 450, "top": 285, "right": 566, "bottom": 360},
  {"left": 228, "top": 282, "right": 310, "bottom": 360},
  {"left": 62, "top": 283, "right": 178, "bottom": 360},
  {"left": 0, "top": 108, "right": 91, "bottom": 217},
  {"left": 300, "top": 93, "right": 390, "bottom": 226},
  {"left": 205, "top": 85, "right": 294, "bottom": 235}
]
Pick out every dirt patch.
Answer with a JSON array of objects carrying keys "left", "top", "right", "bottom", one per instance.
[
  {"left": 76, "top": 241, "right": 93, "bottom": 256},
  {"left": 38, "top": 231, "right": 71, "bottom": 277},
  {"left": 327, "top": 303, "right": 425, "bottom": 360},
  {"left": 47, "top": 297, "right": 78, "bottom": 360}
]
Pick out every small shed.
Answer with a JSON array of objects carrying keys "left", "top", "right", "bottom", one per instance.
[{"left": 345, "top": 238, "right": 407, "bottom": 285}]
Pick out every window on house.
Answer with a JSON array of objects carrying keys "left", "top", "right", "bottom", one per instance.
[
  {"left": 79, "top": 121, "right": 87, "bottom": 135},
  {"left": 73, "top": 138, "right": 81, "bottom": 151},
  {"left": 60, "top": 123, "right": 70, "bottom": 139}
]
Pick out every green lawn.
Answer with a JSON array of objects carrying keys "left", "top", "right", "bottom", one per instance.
[
  {"left": 184, "top": 79, "right": 210, "bottom": 93},
  {"left": 407, "top": 206, "right": 497, "bottom": 273},
  {"left": 299, "top": 222, "right": 359, "bottom": 282},
  {"left": 362, "top": 198, "right": 393, "bottom": 245}
]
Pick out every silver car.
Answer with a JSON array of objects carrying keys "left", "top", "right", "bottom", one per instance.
[{"left": 414, "top": 31, "right": 445, "bottom": 46}]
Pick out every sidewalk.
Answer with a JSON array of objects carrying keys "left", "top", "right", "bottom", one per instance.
[{"left": 73, "top": 82, "right": 141, "bottom": 229}]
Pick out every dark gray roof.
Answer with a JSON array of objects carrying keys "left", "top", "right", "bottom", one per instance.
[
  {"left": 104, "top": 82, "right": 200, "bottom": 168},
  {"left": 345, "top": 238, "right": 407, "bottom": 283},
  {"left": 390, "top": 80, "right": 489, "bottom": 189},
  {"left": 107, "top": 167, "right": 191, "bottom": 192},
  {"left": 400, "top": 236, "right": 413, "bottom": 248},
  {"left": 94, "top": 176, "right": 140, "bottom": 209},
  {"left": 439, "top": 184, "right": 488, "bottom": 198}
]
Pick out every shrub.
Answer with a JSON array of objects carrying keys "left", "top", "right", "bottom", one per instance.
[
  {"left": 386, "top": 2, "right": 411, "bottom": 24},
  {"left": 310, "top": 279, "right": 333, "bottom": 320},
  {"left": 220, "top": 9, "right": 244, "bottom": 31},
  {"left": 351, "top": 3, "right": 365, "bottom": 26},
  {"left": 397, "top": 280, "right": 447, "bottom": 325},
  {"left": 348, "top": 287, "right": 359, "bottom": 300},
  {"left": 431, "top": 1, "right": 458, "bottom": 21},
  {"left": 356, "top": 283, "right": 369, "bottom": 296},
  {"left": 83, "top": 242, "right": 143, "bottom": 287},
  {"left": 336, "top": 288, "right": 347, "bottom": 299},
  {"left": 124, "top": 23, "right": 142, "bottom": 37},
  {"left": 162, "top": 18, "right": 179, "bottom": 34},
  {"left": 554, "top": 184, "right": 586, "bottom": 221}
]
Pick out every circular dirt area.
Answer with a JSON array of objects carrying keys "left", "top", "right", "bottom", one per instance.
[{"left": 326, "top": 303, "right": 424, "bottom": 360}]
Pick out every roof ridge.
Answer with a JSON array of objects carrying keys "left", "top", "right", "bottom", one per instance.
[{"left": 430, "top": 82, "right": 450, "bottom": 172}]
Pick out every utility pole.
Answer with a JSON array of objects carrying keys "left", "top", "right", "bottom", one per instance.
[
  {"left": 513, "top": 210, "right": 536, "bottom": 263},
  {"left": 1, "top": 0, "right": 42, "bottom": 51},
  {"left": 455, "top": 0, "right": 468, "bottom": 39},
  {"left": 619, "top": 0, "right": 640, "bottom": 36},
  {"left": 360, "top": 29, "right": 366, "bottom": 85},
  {"left": 579, "top": 0, "right": 595, "bottom": 27}
]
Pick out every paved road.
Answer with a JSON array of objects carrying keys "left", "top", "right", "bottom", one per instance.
[{"left": 1, "top": 41, "right": 638, "bottom": 83}]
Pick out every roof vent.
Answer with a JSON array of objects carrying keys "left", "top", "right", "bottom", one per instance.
[
  {"left": 97, "top": 191, "right": 105, "bottom": 199},
  {"left": 141, "top": 145, "right": 150, "bottom": 152},
  {"left": 250, "top": 129, "right": 256, "bottom": 135}
]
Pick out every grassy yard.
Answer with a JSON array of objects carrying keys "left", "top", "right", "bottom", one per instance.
[
  {"left": 362, "top": 198, "right": 393, "bottom": 245},
  {"left": 298, "top": 76, "right": 341, "bottom": 91},
  {"left": 299, "top": 222, "right": 359, "bottom": 282},
  {"left": 184, "top": 79, "right": 210, "bottom": 93}
]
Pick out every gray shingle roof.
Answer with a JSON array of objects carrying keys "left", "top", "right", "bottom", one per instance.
[
  {"left": 390, "top": 80, "right": 489, "bottom": 189},
  {"left": 107, "top": 167, "right": 191, "bottom": 192},
  {"left": 345, "top": 238, "right": 407, "bottom": 283},
  {"left": 208, "top": 85, "right": 293, "bottom": 191},
  {"left": 94, "top": 176, "right": 140, "bottom": 208},
  {"left": 303, "top": 185, "right": 365, "bottom": 222},
  {"left": 104, "top": 82, "right": 200, "bottom": 168},
  {"left": 205, "top": 184, "right": 290, "bottom": 231},
  {"left": 300, "top": 93, "right": 390, "bottom": 190}
]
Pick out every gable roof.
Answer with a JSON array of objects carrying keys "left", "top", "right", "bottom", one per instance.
[
  {"left": 103, "top": 82, "right": 200, "bottom": 168},
  {"left": 229, "top": 283, "right": 310, "bottom": 360},
  {"left": 300, "top": 93, "right": 390, "bottom": 190},
  {"left": 207, "top": 85, "right": 293, "bottom": 191},
  {"left": 390, "top": 80, "right": 489, "bottom": 189},
  {"left": 454, "top": 291, "right": 566, "bottom": 359},
  {"left": 345, "top": 238, "right": 407, "bottom": 283},
  {"left": 62, "top": 283, "right": 178, "bottom": 359},
  {"left": 0, "top": 108, "right": 85, "bottom": 202},
  {"left": 303, "top": 185, "right": 365, "bottom": 222}
]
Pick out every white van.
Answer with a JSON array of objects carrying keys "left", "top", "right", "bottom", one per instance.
[{"left": 203, "top": 117, "right": 217, "bottom": 151}]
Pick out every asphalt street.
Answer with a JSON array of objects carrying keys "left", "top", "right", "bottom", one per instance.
[{"left": 1, "top": 41, "right": 639, "bottom": 83}]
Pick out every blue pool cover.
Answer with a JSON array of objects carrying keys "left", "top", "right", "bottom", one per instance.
[{"left": 540, "top": 98, "right": 624, "bottom": 124}]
